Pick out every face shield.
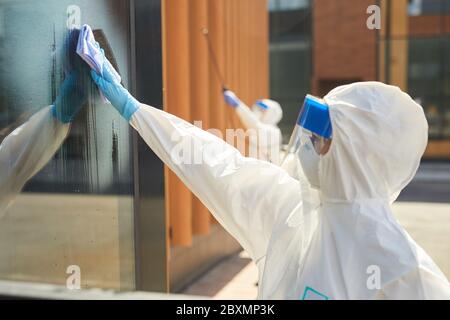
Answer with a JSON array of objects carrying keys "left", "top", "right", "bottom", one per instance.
[
  {"left": 283, "top": 95, "right": 332, "bottom": 189},
  {"left": 284, "top": 94, "right": 332, "bottom": 160}
]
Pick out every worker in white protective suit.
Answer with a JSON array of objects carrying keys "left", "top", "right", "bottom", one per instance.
[
  {"left": 223, "top": 90, "right": 283, "bottom": 164},
  {"left": 0, "top": 30, "right": 88, "bottom": 216},
  {"left": 90, "top": 47, "right": 450, "bottom": 298},
  {"left": 222, "top": 90, "right": 304, "bottom": 182}
]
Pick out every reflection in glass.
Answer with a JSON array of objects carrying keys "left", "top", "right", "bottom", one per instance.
[{"left": 0, "top": 0, "right": 135, "bottom": 290}]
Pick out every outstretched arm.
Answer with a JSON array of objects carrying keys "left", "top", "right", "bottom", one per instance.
[
  {"left": 0, "top": 28, "right": 89, "bottom": 215},
  {"left": 223, "top": 90, "right": 283, "bottom": 165},
  {"left": 0, "top": 107, "right": 70, "bottom": 214},
  {"left": 91, "top": 61, "right": 302, "bottom": 262},
  {"left": 130, "top": 104, "right": 301, "bottom": 261},
  {"left": 223, "top": 90, "right": 265, "bottom": 131}
]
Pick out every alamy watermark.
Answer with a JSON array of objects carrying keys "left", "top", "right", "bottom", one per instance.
[
  {"left": 367, "top": 4, "right": 381, "bottom": 30},
  {"left": 66, "top": 5, "right": 81, "bottom": 30},
  {"left": 169, "top": 121, "right": 282, "bottom": 166},
  {"left": 366, "top": 265, "right": 381, "bottom": 290},
  {"left": 66, "top": 265, "right": 81, "bottom": 290}
]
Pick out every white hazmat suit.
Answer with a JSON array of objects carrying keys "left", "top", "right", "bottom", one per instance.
[
  {"left": 0, "top": 107, "right": 70, "bottom": 215},
  {"left": 132, "top": 83, "right": 450, "bottom": 299},
  {"left": 238, "top": 100, "right": 283, "bottom": 164},
  {"left": 224, "top": 90, "right": 283, "bottom": 164},
  {"left": 91, "top": 56, "right": 450, "bottom": 299}
]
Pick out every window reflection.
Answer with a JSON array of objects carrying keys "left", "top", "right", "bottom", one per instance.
[
  {"left": 408, "top": 37, "right": 450, "bottom": 140},
  {"left": 0, "top": 0, "right": 135, "bottom": 290}
]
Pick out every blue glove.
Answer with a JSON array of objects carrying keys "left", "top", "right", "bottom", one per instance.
[
  {"left": 223, "top": 90, "right": 241, "bottom": 108},
  {"left": 51, "top": 29, "right": 89, "bottom": 123},
  {"left": 51, "top": 71, "right": 87, "bottom": 123},
  {"left": 90, "top": 62, "right": 140, "bottom": 121}
]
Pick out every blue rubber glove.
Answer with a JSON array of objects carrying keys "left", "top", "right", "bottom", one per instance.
[
  {"left": 51, "top": 71, "right": 87, "bottom": 123},
  {"left": 51, "top": 29, "right": 88, "bottom": 123},
  {"left": 90, "top": 62, "right": 140, "bottom": 121},
  {"left": 223, "top": 90, "right": 241, "bottom": 108}
]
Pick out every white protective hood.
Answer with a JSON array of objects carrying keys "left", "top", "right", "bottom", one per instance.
[
  {"left": 236, "top": 99, "right": 283, "bottom": 164},
  {"left": 252, "top": 99, "right": 283, "bottom": 126},
  {"left": 262, "top": 82, "right": 450, "bottom": 299},
  {"left": 321, "top": 81, "right": 427, "bottom": 203}
]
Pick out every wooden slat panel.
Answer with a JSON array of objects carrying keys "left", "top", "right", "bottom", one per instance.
[
  {"left": 207, "top": 0, "right": 226, "bottom": 225},
  {"left": 189, "top": 0, "right": 211, "bottom": 236},
  {"left": 162, "top": 0, "right": 270, "bottom": 239},
  {"left": 208, "top": 0, "right": 226, "bottom": 135},
  {"left": 239, "top": 0, "right": 250, "bottom": 105},
  {"left": 224, "top": 0, "right": 239, "bottom": 132},
  {"left": 257, "top": 0, "right": 269, "bottom": 98},
  {"left": 162, "top": 0, "right": 193, "bottom": 246},
  {"left": 225, "top": 0, "right": 242, "bottom": 133}
]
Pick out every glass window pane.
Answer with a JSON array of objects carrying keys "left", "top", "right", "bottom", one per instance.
[
  {"left": 408, "top": 0, "right": 450, "bottom": 16},
  {"left": 0, "top": 0, "right": 135, "bottom": 290},
  {"left": 269, "top": 1, "right": 312, "bottom": 140},
  {"left": 269, "top": 0, "right": 309, "bottom": 12},
  {"left": 407, "top": 37, "right": 450, "bottom": 140}
]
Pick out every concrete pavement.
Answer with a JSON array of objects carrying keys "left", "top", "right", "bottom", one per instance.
[
  {"left": 182, "top": 251, "right": 258, "bottom": 299},
  {"left": 393, "top": 202, "right": 450, "bottom": 279}
]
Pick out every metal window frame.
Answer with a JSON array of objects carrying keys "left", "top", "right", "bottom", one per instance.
[{"left": 129, "top": 0, "right": 168, "bottom": 292}]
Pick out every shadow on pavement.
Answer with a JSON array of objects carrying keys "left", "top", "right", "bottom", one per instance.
[{"left": 399, "top": 181, "right": 450, "bottom": 203}]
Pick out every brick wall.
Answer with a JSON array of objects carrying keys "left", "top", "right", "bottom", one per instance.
[
  {"left": 409, "top": 15, "right": 450, "bottom": 36},
  {"left": 312, "top": 0, "right": 378, "bottom": 96}
]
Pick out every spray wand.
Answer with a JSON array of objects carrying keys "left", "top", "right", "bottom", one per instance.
[{"left": 201, "top": 28, "right": 228, "bottom": 92}]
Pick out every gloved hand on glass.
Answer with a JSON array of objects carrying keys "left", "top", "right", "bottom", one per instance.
[
  {"left": 51, "top": 70, "right": 89, "bottom": 123},
  {"left": 90, "top": 54, "right": 140, "bottom": 121},
  {"left": 52, "top": 29, "right": 89, "bottom": 124}
]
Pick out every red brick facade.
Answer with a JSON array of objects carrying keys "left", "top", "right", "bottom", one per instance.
[
  {"left": 312, "top": 0, "right": 378, "bottom": 96},
  {"left": 409, "top": 15, "right": 450, "bottom": 36}
]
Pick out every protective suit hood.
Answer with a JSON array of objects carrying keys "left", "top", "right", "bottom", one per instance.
[
  {"left": 321, "top": 81, "right": 428, "bottom": 203},
  {"left": 252, "top": 99, "right": 283, "bottom": 126},
  {"left": 262, "top": 82, "right": 449, "bottom": 299}
]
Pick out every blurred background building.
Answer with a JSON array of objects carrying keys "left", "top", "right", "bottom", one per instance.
[
  {"left": 270, "top": 0, "right": 450, "bottom": 158},
  {"left": 0, "top": 0, "right": 448, "bottom": 298}
]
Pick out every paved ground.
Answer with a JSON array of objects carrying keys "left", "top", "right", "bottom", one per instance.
[
  {"left": 183, "top": 163, "right": 450, "bottom": 299},
  {"left": 182, "top": 251, "right": 258, "bottom": 299}
]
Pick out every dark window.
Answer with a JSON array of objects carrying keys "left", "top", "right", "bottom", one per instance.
[
  {"left": 408, "top": 37, "right": 450, "bottom": 139},
  {"left": 408, "top": 0, "right": 450, "bottom": 16},
  {"left": 269, "top": 0, "right": 312, "bottom": 141}
]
